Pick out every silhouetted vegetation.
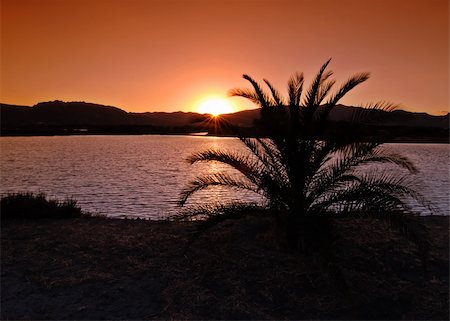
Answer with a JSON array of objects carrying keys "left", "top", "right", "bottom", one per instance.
[
  {"left": 1, "top": 192, "right": 86, "bottom": 220},
  {"left": 177, "top": 60, "right": 434, "bottom": 289}
]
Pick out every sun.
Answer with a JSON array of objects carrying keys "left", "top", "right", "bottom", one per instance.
[{"left": 197, "top": 98, "right": 234, "bottom": 116}]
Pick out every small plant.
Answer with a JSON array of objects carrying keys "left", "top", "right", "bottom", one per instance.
[{"left": 0, "top": 192, "right": 86, "bottom": 220}]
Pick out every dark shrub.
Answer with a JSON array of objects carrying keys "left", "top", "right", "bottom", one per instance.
[{"left": 0, "top": 192, "right": 85, "bottom": 220}]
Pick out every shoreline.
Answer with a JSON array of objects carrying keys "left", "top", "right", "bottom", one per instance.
[
  {"left": 1, "top": 215, "right": 448, "bottom": 320},
  {"left": 1, "top": 132, "right": 449, "bottom": 144}
]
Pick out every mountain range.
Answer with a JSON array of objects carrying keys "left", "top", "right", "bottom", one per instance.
[{"left": 1, "top": 100, "right": 448, "bottom": 142}]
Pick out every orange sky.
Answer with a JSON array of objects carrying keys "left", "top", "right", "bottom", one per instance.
[{"left": 1, "top": 0, "right": 448, "bottom": 114}]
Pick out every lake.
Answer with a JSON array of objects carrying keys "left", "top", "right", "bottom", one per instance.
[{"left": 1, "top": 135, "right": 448, "bottom": 219}]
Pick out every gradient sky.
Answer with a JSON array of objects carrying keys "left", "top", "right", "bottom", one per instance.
[{"left": 1, "top": 0, "right": 448, "bottom": 114}]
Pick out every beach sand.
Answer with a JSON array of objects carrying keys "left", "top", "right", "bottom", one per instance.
[{"left": 1, "top": 216, "right": 448, "bottom": 320}]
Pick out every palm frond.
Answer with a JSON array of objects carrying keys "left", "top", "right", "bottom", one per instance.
[
  {"left": 308, "top": 144, "right": 419, "bottom": 204},
  {"left": 311, "top": 172, "right": 431, "bottom": 216},
  {"left": 308, "top": 142, "right": 380, "bottom": 193},
  {"left": 311, "top": 72, "right": 371, "bottom": 126},
  {"left": 255, "top": 138, "right": 287, "bottom": 177},
  {"left": 357, "top": 173, "right": 435, "bottom": 213},
  {"left": 239, "top": 137, "right": 288, "bottom": 181},
  {"left": 335, "top": 143, "right": 417, "bottom": 173},
  {"left": 303, "top": 58, "right": 333, "bottom": 109},
  {"left": 242, "top": 74, "right": 271, "bottom": 109},
  {"left": 315, "top": 79, "right": 336, "bottom": 106},
  {"left": 228, "top": 88, "right": 265, "bottom": 106},
  {"left": 187, "top": 148, "right": 265, "bottom": 187},
  {"left": 351, "top": 101, "right": 399, "bottom": 123},
  {"left": 264, "top": 79, "right": 285, "bottom": 106},
  {"left": 238, "top": 137, "right": 292, "bottom": 208},
  {"left": 288, "top": 72, "right": 304, "bottom": 106},
  {"left": 357, "top": 150, "right": 417, "bottom": 173},
  {"left": 326, "top": 72, "right": 371, "bottom": 106},
  {"left": 178, "top": 173, "right": 259, "bottom": 206}
]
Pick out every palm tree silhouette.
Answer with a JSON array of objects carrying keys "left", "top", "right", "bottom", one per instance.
[{"left": 177, "top": 59, "right": 432, "bottom": 269}]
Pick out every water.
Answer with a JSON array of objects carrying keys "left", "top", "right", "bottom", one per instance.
[{"left": 1, "top": 135, "right": 448, "bottom": 219}]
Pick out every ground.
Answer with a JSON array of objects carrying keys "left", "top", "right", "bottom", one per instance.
[{"left": 1, "top": 216, "right": 448, "bottom": 320}]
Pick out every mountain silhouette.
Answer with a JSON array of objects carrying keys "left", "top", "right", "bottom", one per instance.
[
  {"left": 1, "top": 101, "right": 131, "bottom": 126},
  {"left": 1, "top": 101, "right": 206, "bottom": 127},
  {"left": 1, "top": 100, "right": 448, "bottom": 141}
]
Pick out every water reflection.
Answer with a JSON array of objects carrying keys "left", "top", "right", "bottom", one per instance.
[{"left": 0, "top": 136, "right": 448, "bottom": 219}]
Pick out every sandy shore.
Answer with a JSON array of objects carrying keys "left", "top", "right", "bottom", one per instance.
[{"left": 1, "top": 216, "right": 448, "bottom": 320}]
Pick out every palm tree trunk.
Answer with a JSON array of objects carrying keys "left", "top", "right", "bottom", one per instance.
[{"left": 285, "top": 209, "right": 307, "bottom": 251}]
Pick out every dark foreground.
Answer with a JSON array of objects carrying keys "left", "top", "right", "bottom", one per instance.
[{"left": 1, "top": 216, "right": 448, "bottom": 320}]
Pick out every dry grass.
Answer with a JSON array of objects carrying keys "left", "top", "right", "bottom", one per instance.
[{"left": 1, "top": 216, "right": 448, "bottom": 320}]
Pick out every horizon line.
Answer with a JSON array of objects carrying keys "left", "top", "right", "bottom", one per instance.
[{"left": 0, "top": 99, "right": 448, "bottom": 117}]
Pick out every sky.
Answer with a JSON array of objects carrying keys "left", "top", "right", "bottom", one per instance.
[{"left": 1, "top": 0, "right": 448, "bottom": 115}]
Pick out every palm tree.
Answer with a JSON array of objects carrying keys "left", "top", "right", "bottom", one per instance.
[{"left": 177, "top": 59, "right": 432, "bottom": 265}]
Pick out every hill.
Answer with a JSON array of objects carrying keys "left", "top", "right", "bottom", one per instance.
[
  {"left": 1, "top": 100, "right": 448, "bottom": 141},
  {"left": 1, "top": 101, "right": 131, "bottom": 126}
]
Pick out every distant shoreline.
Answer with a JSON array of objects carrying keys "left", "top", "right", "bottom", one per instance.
[{"left": 1, "top": 132, "right": 448, "bottom": 144}]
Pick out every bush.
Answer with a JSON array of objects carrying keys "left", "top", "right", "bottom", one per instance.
[{"left": 0, "top": 192, "right": 86, "bottom": 220}]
